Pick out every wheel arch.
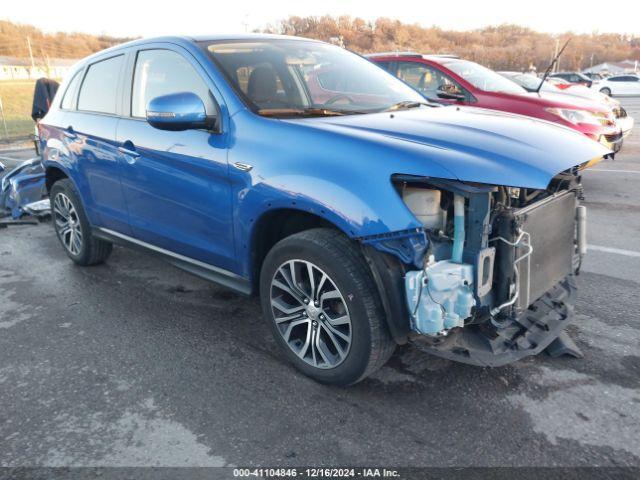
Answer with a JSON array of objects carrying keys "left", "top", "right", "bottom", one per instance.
[
  {"left": 44, "top": 164, "right": 70, "bottom": 193},
  {"left": 249, "top": 207, "right": 340, "bottom": 290}
]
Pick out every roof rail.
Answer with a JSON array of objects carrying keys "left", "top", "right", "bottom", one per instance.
[
  {"left": 424, "top": 54, "right": 459, "bottom": 59},
  {"left": 364, "top": 52, "right": 423, "bottom": 58}
]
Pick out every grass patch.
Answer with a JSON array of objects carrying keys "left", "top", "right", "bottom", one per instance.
[{"left": 0, "top": 80, "right": 35, "bottom": 141}]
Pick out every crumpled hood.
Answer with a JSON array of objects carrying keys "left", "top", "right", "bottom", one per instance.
[{"left": 288, "top": 105, "right": 610, "bottom": 189}]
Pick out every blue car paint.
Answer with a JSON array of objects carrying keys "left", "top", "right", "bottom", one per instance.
[{"left": 39, "top": 35, "right": 609, "bottom": 286}]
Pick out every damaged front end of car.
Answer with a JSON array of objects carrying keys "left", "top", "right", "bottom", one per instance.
[{"left": 361, "top": 168, "right": 590, "bottom": 367}]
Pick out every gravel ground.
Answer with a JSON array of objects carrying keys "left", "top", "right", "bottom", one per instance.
[{"left": 0, "top": 99, "right": 639, "bottom": 469}]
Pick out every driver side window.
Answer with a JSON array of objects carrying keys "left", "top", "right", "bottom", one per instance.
[
  {"left": 131, "top": 49, "right": 214, "bottom": 118},
  {"left": 396, "top": 62, "right": 461, "bottom": 101}
]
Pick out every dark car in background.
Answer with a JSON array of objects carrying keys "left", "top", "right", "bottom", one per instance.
[
  {"left": 548, "top": 71, "right": 593, "bottom": 88},
  {"left": 584, "top": 72, "right": 605, "bottom": 81},
  {"left": 368, "top": 53, "right": 624, "bottom": 152}
]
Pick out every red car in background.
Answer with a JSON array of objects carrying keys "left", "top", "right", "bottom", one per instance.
[{"left": 368, "top": 53, "right": 623, "bottom": 152}]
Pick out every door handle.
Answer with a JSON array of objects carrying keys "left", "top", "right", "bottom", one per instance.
[
  {"left": 233, "top": 162, "right": 253, "bottom": 172},
  {"left": 118, "top": 143, "right": 140, "bottom": 164},
  {"left": 63, "top": 126, "right": 76, "bottom": 140},
  {"left": 118, "top": 146, "right": 140, "bottom": 157}
]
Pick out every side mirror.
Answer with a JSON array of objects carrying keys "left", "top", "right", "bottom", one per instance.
[
  {"left": 436, "top": 85, "right": 466, "bottom": 101},
  {"left": 146, "top": 92, "right": 215, "bottom": 132}
]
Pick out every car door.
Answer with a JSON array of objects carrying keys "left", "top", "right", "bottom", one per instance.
[
  {"left": 63, "top": 54, "right": 131, "bottom": 234},
  {"left": 115, "top": 46, "right": 236, "bottom": 272},
  {"left": 396, "top": 61, "right": 470, "bottom": 105}
]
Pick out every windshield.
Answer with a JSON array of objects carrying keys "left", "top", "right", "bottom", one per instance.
[
  {"left": 444, "top": 60, "right": 526, "bottom": 95},
  {"left": 503, "top": 73, "right": 543, "bottom": 91},
  {"left": 204, "top": 39, "right": 425, "bottom": 116}
]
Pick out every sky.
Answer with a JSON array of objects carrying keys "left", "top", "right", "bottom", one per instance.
[{"left": 2, "top": 0, "right": 639, "bottom": 37}]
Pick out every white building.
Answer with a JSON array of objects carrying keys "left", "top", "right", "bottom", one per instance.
[
  {"left": 0, "top": 56, "right": 78, "bottom": 81},
  {"left": 583, "top": 60, "right": 639, "bottom": 76}
]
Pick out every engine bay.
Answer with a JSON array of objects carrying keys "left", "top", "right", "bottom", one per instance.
[{"left": 395, "top": 171, "right": 585, "bottom": 339}]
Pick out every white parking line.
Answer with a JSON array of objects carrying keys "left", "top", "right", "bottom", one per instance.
[
  {"left": 588, "top": 245, "right": 640, "bottom": 258},
  {"left": 587, "top": 169, "right": 640, "bottom": 174},
  {"left": 0, "top": 146, "right": 34, "bottom": 153},
  {"left": 0, "top": 155, "right": 38, "bottom": 163}
]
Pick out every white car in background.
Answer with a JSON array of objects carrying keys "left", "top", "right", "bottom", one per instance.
[
  {"left": 500, "top": 72, "right": 634, "bottom": 138},
  {"left": 594, "top": 75, "right": 640, "bottom": 97}
]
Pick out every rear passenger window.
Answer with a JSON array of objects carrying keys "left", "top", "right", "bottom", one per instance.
[
  {"left": 78, "top": 55, "right": 123, "bottom": 114},
  {"left": 60, "top": 71, "right": 82, "bottom": 110},
  {"left": 131, "top": 49, "right": 214, "bottom": 118}
]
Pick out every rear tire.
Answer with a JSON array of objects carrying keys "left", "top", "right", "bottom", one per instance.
[
  {"left": 50, "top": 179, "right": 112, "bottom": 266},
  {"left": 600, "top": 87, "right": 611, "bottom": 96},
  {"left": 259, "top": 228, "right": 395, "bottom": 386}
]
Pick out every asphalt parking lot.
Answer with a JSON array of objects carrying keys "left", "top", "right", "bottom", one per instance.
[{"left": 1, "top": 99, "right": 639, "bottom": 468}]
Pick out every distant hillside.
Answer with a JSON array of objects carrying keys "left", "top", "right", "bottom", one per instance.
[
  {"left": 264, "top": 16, "right": 640, "bottom": 71},
  {"left": 0, "top": 20, "right": 133, "bottom": 60},
  {"left": 1, "top": 17, "right": 638, "bottom": 72}
]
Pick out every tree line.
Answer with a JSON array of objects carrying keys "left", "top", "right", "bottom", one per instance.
[
  {"left": 263, "top": 16, "right": 640, "bottom": 71},
  {"left": 0, "top": 20, "right": 132, "bottom": 60},
  {"left": 1, "top": 17, "right": 638, "bottom": 72}
]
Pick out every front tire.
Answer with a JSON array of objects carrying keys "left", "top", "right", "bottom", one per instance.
[
  {"left": 259, "top": 228, "right": 395, "bottom": 385},
  {"left": 50, "top": 179, "right": 112, "bottom": 266},
  {"left": 600, "top": 87, "right": 611, "bottom": 96}
]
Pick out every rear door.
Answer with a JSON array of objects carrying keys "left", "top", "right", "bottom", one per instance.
[
  {"left": 115, "top": 45, "right": 235, "bottom": 272},
  {"left": 63, "top": 54, "right": 130, "bottom": 233}
]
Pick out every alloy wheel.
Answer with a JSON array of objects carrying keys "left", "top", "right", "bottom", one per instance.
[
  {"left": 270, "top": 259, "right": 352, "bottom": 369},
  {"left": 53, "top": 193, "right": 83, "bottom": 256}
]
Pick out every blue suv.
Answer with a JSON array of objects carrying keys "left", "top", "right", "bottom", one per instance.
[{"left": 39, "top": 35, "right": 608, "bottom": 385}]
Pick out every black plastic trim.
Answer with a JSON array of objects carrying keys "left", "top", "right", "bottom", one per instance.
[
  {"left": 93, "top": 227, "right": 252, "bottom": 295},
  {"left": 361, "top": 244, "right": 411, "bottom": 345}
]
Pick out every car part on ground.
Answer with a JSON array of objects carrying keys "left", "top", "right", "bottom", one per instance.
[
  {"left": 22, "top": 199, "right": 51, "bottom": 220},
  {"left": 39, "top": 34, "right": 610, "bottom": 385},
  {"left": 0, "top": 158, "right": 47, "bottom": 219}
]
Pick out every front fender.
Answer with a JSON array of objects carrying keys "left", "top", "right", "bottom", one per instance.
[
  {"left": 228, "top": 111, "right": 441, "bottom": 278},
  {"left": 237, "top": 173, "right": 420, "bottom": 239}
]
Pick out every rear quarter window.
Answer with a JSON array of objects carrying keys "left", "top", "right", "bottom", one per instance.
[
  {"left": 60, "top": 71, "right": 83, "bottom": 110},
  {"left": 77, "top": 55, "right": 123, "bottom": 114}
]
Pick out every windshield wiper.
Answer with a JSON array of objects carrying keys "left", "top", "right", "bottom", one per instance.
[
  {"left": 382, "top": 101, "right": 432, "bottom": 112},
  {"left": 258, "top": 107, "right": 356, "bottom": 117}
]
